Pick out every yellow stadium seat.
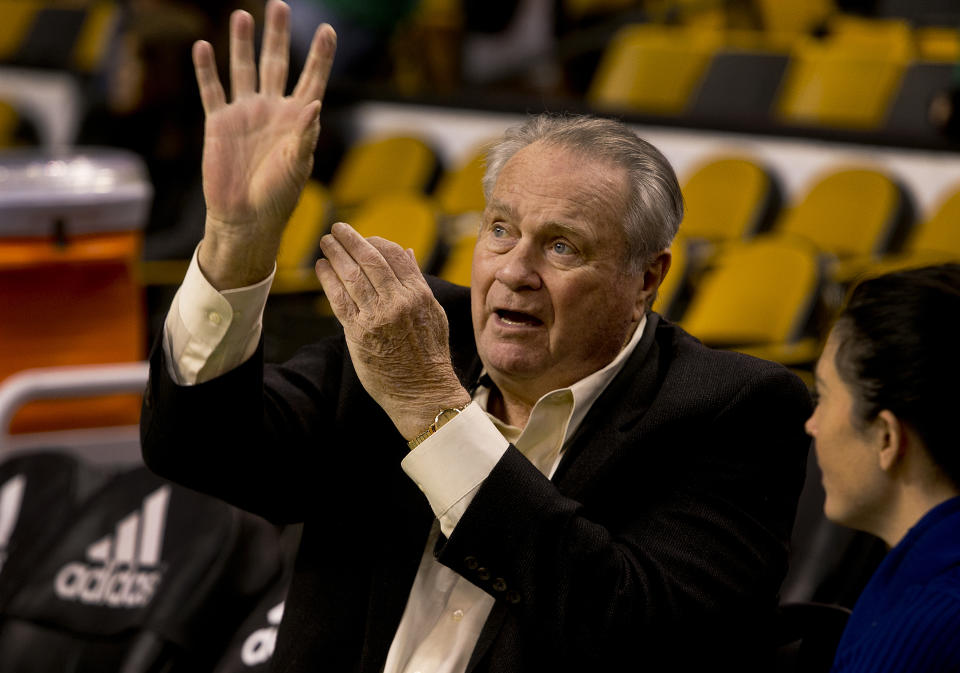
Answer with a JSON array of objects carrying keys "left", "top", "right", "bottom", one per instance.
[
  {"left": 910, "top": 187, "right": 960, "bottom": 256},
  {"left": 329, "top": 135, "right": 439, "bottom": 210},
  {"left": 828, "top": 15, "right": 914, "bottom": 59},
  {"left": 349, "top": 192, "right": 440, "bottom": 270},
  {"left": 775, "top": 26, "right": 911, "bottom": 129},
  {"left": 0, "top": 1, "right": 41, "bottom": 61},
  {"left": 588, "top": 24, "right": 722, "bottom": 115},
  {"left": 680, "top": 157, "right": 777, "bottom": 243},
  {"left": 754, "top": 0, "right": 834, "bottom": 37},
  {"left": 437, "top": 231, "right": 477, "bottom": 287},
  {"left": 72, "top": 0, "right": 120, "bottom": 73},
  {"left": 915, "top": 26, "right": 960, "bottom": 63},
  {"left": 679, "top": 234, "right": 822, "bottom": 366},
  {"left": 273, "top": 179, "right": 333, "bottom": 293},
  {"left": 844, "top": 186, "right": 960, "bottom": 280},
  {"left": 775, "top": 168, "right": 904, "bottom": 268},
  {"left": 434, "top": 145, "right": 490, "bottom": 216}
]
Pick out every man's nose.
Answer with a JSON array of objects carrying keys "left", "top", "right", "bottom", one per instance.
[
  {"left": 804, "top": 413, "right": 816, "bottom": 437},
  {"left": 494, "top": 243, "right": 542, "bottom": 291}
]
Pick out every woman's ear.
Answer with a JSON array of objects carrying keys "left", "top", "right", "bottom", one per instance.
[{"left": 876, "top": 409, "right": 906, "bottom": 472}]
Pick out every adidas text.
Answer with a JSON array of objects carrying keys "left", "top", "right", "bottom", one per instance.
[{"left": 54, "top": 560, "right": 161, "bottom": 607}]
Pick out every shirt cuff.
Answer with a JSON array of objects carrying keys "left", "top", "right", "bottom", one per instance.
[
  {"left": 162, "top": 245, "right": 274, "bottom": 384},
  {"left": 401, "top": 402, "right": 509, "bottom": 537}
]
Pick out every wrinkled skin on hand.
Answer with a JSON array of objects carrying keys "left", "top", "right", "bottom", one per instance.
[{"left": 316, "top": 223, "right": 471, "bottom": 440}]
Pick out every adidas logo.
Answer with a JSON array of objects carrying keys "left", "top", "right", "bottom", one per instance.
[
  {"left": 241, "top": 601, "right": 284, "bottom": 666},
  {"left": 0, "top": 474, "right": 27, "bottom": 575},
  {"left": 54, "top": 486, "right": 171, "bottom": 608}
]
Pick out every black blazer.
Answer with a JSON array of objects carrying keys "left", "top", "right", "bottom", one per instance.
[{"left": 141, "top": 278, "right": 811, "bottom": 672}]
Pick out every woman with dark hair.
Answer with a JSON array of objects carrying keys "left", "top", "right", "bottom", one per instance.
[{"left": 806, "top": 263, "right": 960, "bottom": 672}]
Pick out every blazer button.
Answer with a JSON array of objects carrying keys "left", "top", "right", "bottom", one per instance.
[
  {"left": 492, "top": 578, "right": 507, "bottom": 592},
  {"left": 506, "top": 590, "right": 521, "bottom": 604},
  {"left": 477, "top": 567, "right": 491, "bottom": 581},
  {"left": 464, "top": 556, "right": 479, "bottom": 570}
]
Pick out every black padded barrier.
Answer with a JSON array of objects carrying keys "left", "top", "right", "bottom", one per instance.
[{"left": 0, "top": 463, "right": 284, "bottom": 673}]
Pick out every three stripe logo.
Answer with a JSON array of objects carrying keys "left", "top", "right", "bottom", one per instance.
[
  {"left": 0, "top": 474, "right": 27, "bottom": 575},
  {"left": 54, "top": 486, "right": 171, "bottom": 608}
]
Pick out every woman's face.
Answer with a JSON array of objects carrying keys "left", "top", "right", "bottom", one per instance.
[{"left": 805, "top": 330, "right": 889, "bottom": 534}]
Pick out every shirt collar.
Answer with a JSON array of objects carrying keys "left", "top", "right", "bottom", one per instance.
[{"left": 474, "top": 314, "right": 648, "bottom": 450}]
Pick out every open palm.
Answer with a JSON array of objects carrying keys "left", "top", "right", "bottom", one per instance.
[{"left": 193, "top": 0, "right": 335, "bottom": 286}]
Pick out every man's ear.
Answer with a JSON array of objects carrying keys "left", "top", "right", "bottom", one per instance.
[
  {"left": 636, "top": 250, "right": 672, "bottom": 320},
  {"left": 876, "top": 409, "right": 906, "bottom": 472}
]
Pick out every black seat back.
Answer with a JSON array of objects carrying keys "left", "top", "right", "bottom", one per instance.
[{"left": 0, "top": 465, "right": 283, "bottom": 672}]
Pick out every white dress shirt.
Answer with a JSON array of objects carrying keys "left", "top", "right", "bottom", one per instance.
[{"left": 163, "top": 247, "right": 647, "bottom": 673}]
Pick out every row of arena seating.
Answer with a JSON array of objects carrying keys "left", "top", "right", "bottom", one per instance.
[
  {"left": 5, "top": 132, "right": 958, "bottom": 437},
  {"left": 139, "top": 131, "right": 957, "bottom": 383},
  {"left": 587, "top": 14, "right": 960, "bottom": 134}
]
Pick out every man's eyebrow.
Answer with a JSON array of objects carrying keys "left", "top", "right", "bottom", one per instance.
[{"left": 485, "top": 198, "right": 517, "bottom": 218}]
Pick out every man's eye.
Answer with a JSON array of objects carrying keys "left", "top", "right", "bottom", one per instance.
[
  {"left": 552, "top": 241, "right": 573, "bottom": 255},
  {"left": 492, "top": 224, "right": 507, "bottom": 237}
]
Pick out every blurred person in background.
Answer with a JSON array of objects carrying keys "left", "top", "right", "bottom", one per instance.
[
  {"left": 141, "top": 1, "right": 811, "bottom": 671},
  {"left": 806, "top": 264, "right": 960, "bottom": 672}
]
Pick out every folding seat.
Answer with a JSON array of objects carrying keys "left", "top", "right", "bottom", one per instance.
[
  {"left": 0, "top": 465, "right": 284, "bottom": 672},
  {"left": 350, "top": 192, "right": 442, "bottom": 271},
  {"left": 329, "top": 135, "right": 440, "bottom": 213},
  {"left": 678, "top": 234, "right": 823, "bottom": 371},
  {"left": 0, "top": 148, "right": 151, "bottom": 435},
  {"left": 433, "top": 145, "right": 489, "bottom": 217},
  {"left": 0, "top": 451, "right": 109, "bottom": 610},
  {"left": 272, "top": 179, "right": 333, "bottom": 293},
  {"left": 588, "top": 23, "right": 722, "bottom": 115},
  {"left": 437, "top": 230, "right": 478, "bottom": 288},
  {"left": 772, "top": 167, "right": 910, "bottom": 280},
  {"left": 0, "top": 0, "right": 119, "bottom": 72},
  {"left": 679, "top": 156, "right": 780, "bottom": 244},
  {"left": 775, "top": 17, "right": 914, "bottom": 130},
  {"left": 210, "top": 525, "right": 301, "bottom": 673},
  {"left": 0, "top": 0, "right": 42, "bottom": 62},
  {"left": 843, "top": 185, "right": 960, "bottom": 280},
  {"left": 914, "top": 25, "right": 960, "bottom": 63},
  {"left": 753, "top": 0, "right": 834, "bottom": 39}
]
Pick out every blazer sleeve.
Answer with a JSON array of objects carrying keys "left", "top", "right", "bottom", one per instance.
[
  {"left": 140, "top": 330, "right": 392, "bottom": 524},
  {"left": 434, "top": 355, "right": 811, "bottom": 669},
  {"left": 140, "top": 277, "right": 475, "bottom": 527}
]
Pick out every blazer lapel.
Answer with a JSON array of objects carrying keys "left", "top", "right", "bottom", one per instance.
[
  {"left": 552, "top": 312, "right": 664, "bottom": 497},
  {"left": 465, "top": 314, "right": 667, "bottom": 671}
]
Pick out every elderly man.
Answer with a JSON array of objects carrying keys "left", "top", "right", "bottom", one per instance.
[{"left": 140, "top": 2, "right": 811, "bottom": 671}]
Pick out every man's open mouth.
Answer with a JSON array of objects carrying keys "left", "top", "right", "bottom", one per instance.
[{"left": 495, "top": 309, "right": 543, "bottom": 326}]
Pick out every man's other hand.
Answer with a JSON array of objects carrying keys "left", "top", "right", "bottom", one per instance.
[{"left": 315, "top": 223, "right": 472, "bottom": 440}]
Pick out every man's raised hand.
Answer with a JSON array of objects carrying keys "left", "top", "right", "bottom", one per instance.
[{"left": 195, "top": 0, "right": 336, "bottom": 289}]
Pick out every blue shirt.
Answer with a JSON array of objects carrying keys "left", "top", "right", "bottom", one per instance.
[{"left": 831, "top": 496, "right": 960, "bottom": 672}]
